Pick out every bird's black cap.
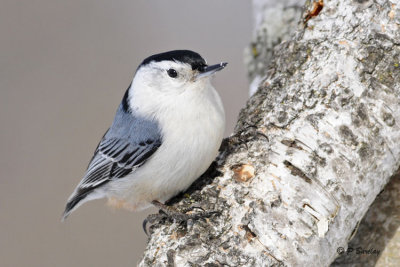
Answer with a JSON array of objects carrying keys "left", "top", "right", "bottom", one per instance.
[{"left": 140, "top": 50, "right": 207, "bottom": 71}]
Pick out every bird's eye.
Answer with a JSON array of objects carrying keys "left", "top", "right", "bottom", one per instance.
[{"left": 167, "top": 69, "right": 178, "bottom": 78}]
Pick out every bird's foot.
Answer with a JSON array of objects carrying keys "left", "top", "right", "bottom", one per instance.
[
  {"left": 223, "top": 123, "right": 268, "bottom": 151},
  {"left": 142, "top": 200, "right": 220, "bottom": 236}
]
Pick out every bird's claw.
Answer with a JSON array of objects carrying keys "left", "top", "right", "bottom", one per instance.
[{"left": 142, "top": 200, "right": 220, "bottom": 236}]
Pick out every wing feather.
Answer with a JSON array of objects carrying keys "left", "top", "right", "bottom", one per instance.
[
  {"left": 80, "top": 136, "right": 161, "bottom": 189},
  {"left": 63, "top": 101, "right": 162, "bottom": 220}
]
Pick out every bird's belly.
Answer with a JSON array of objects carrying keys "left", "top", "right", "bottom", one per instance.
[{"left": 106, "top": 114, "right": 224, "bottom": 211}]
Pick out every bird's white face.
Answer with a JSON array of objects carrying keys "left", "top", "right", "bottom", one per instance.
[
  {"left": 127, "top": 59, "right": 226, "bottom": 119},
  {"left": 135, "top": 60, "right": 209, "bottom": 95}
]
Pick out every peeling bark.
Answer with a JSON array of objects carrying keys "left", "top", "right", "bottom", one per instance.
[{"left": 140, "top": 0, "right": 400, "bottom": 266}]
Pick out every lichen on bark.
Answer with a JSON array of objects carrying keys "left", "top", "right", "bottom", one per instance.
[{"left": 140, "top": 1, "right": 400, "bottom": 266}]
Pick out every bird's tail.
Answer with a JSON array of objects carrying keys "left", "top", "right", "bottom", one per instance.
[
  {"left": 62, "top": 187, "right": 103, "bottom": 221},
  {"left": 61, "top": 192, "right": 88, "bottom": 221},
  {"left": 62, "top": 179, "right": 109, "bottom": 221}
]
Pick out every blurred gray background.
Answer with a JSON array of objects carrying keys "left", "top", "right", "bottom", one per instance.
[{"left": 0, "top": 1, "right": 252, "bottom": 266}]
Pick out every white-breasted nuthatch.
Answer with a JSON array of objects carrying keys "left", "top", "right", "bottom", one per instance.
[{"left": 62, "top": 50, "right": 226, "bottom": 221}]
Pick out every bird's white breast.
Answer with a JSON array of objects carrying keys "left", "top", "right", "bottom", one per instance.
[{"left": 106, "top": 81, "right": 225, "bottom": 210}]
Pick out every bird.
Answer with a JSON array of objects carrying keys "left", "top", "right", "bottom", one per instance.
[{"left": 62, "top": 50, "right": 227, "bottom": 221}]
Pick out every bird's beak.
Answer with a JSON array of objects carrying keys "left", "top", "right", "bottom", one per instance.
[{"left": 197, "top": 62, "right": 228, "bottom": 79}]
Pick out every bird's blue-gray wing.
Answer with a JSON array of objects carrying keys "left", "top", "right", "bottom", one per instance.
[{"left": 63, "top": 103, "right": 162, "bottom": 218}]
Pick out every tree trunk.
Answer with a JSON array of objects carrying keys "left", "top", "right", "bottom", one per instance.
[
  {"left": 245, "top": 0, "right": 305, "bottom": 96},
  {"left": 140, "top": 0, "right": 400, "bottom": 266}
]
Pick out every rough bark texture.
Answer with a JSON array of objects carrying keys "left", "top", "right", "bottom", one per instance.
[
  {"left": 332, "top": 171, "right": 400, "bottom": 266},
  {"left": 140, "top": 0, "right": 400, "bottom": 266}
]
